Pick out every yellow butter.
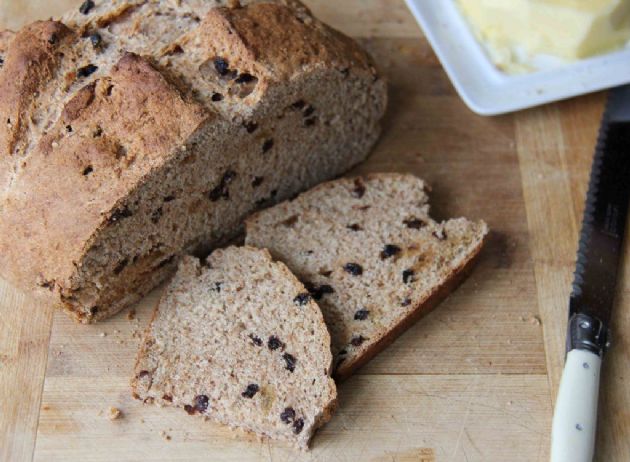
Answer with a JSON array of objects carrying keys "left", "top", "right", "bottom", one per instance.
[{"left": 457, "top": 0, "right": 630, "bottom": 73}]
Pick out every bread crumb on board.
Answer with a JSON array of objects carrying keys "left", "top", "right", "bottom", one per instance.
[
  {"left": 107, "top": 406, "right": 122, "bottom": 420},
  {"left": 160, "top": 430, "right": 172, "bottom": 441},
  {"left": 521, "top": 314, "right": 542, "bottom": 326}
]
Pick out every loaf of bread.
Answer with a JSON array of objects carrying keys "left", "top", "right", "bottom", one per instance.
[
  {"left": 0, "top": 0, "right": 386, "bottom": 322},
  {"left": 245, "top": 174, "right": 488, "bottom": 380},
  {"left": 132, "top": 246, "right": 337, "bottom": 449}
]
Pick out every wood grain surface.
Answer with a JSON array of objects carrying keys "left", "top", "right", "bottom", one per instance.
[{"left": 0, "top": 1, "right": 628, "bottom": 461}]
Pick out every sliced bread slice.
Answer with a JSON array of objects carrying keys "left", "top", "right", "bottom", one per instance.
[
  {"left": 132, "top": 246, "right": 337, "bottom": 449},
  {"left": 245, "top": 173, "right": 489, "bottom": 380}
]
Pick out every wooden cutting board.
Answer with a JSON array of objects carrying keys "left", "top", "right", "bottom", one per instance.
[{"left": 1, "top": 1, "right": 629, "bottom": 461}]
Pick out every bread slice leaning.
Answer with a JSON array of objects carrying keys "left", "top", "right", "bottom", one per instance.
[
  {"left": 0, "top": 0, "right": 386, "bottom": 322},
  {"left": 132, "top": 246, "right": 337, "bottom": 449},
  {"left": 245, "top": 173, "right": 489, "bottom": 380}
]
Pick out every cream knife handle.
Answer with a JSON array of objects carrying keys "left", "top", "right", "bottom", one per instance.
[{"left": 551, "top": 349, "right": 602, "bottom": 462}]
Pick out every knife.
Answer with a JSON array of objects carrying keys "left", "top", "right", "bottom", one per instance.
[{"left": 550, "top": 85, "right": 630, "bottom": 462}]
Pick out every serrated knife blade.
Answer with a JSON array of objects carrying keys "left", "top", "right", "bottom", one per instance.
[
  {"left": 551, "top": 85, "right": 630, "bottom": 462},
  {"left": 569, "top": 85, "right": 630, "bottom": 339}
]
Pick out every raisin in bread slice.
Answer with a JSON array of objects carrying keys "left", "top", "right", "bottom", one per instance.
[
  {"left": 245, "top": 173, "right": 489, "bottom": 380},
  {"left": 0, "top": 0, "right": 386, "bottom": 322},
  {"left": 132, "top": 246, "right": 337, "bottom": 449}
]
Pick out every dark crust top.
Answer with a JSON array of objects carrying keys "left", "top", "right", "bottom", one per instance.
[
  {"left": 197, "top": 3, "right": 373, "bottom": 80},
  {"left": 0, "top": 51, "right": 208, "bottom": 292}
]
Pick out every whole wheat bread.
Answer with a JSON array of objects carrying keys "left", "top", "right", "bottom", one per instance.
[
  {"left": 132, "top": 246, "right": 337, "bottom": 449},
  {"left": 245, "top": 173, "right": 489, "bottom": 380},
  {"left": 0, "top": 0, "right": 386, "bottom": 322}
]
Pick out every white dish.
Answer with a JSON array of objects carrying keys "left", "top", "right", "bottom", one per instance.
[{"left": 404, "top": 0, "right": 630, "bottom": 115}]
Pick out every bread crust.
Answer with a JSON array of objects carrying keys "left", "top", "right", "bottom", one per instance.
[{"left": 0, "top": 21, "right": 74, "bottom": 158}]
